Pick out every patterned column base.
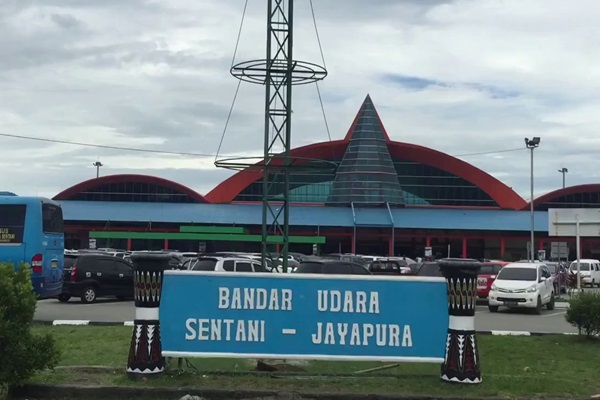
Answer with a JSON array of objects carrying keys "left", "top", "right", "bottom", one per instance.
[
  {"left": 126, "top": 319, "right": 164, "bottom": 376},
  {"left": 440, "top": 329, "right": 481, "bottom": 384}
]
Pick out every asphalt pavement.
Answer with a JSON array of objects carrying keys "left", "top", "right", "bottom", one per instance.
[{"left": 34, "top": 298, "right": 578, "bottom": 334}]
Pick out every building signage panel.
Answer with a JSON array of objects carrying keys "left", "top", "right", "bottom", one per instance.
[
  {"left": 548, "top": 208, "right": 600, "bottom": 237},
  {"left": 160, "top": 271, "right": 449, "bottom": 362}
]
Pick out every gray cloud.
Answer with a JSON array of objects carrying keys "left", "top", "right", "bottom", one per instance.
[{"left": 0, "top": 0, "right": 599, "bottom": 201}]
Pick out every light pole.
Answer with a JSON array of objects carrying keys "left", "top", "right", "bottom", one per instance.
[
  {"left": 92, "top": 161, "right": 103, "bottom": 178},
  {"left": 558, "top": 167, "right": 568, "bottom": 189},
  {"left": 525, "top": 137, "right": 541, "bottom": 262}
]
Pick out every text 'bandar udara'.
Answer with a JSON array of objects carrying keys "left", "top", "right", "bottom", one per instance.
[{"left": 183, "top": 287, "right": 413, "bottom": 347}]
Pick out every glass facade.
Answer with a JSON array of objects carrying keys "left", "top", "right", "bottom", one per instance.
[
  {"left": 234, "top": 162, "right": 337, "bottom": 203},
  {"left": 67, "top": 181, "right": 199, "bottom": 203},
  {"left": 534, "top": 192, "right": 600, "bottom": 211},
  {"left": 393, "top": 161, "right": 496, "bottom": 206},
  {"left": 327, "top": 96, "right": 405, "bottom": 205},
  {"left": 233, "top": 160, "right": 497, "bottom": 207}
]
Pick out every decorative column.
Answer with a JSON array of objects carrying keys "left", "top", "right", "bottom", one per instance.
[
  {"left": 126, "top": 252, "right": 171, "bottom": 378},
  {"left": 439, "top": 258, "right": 482, "bottom": 384}
]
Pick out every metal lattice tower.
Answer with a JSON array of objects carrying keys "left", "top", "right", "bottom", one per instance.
[{"left": 221, "top": 0, "right": 327, "bottom": 271}]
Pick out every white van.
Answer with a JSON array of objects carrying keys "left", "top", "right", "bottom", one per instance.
[{"left": 569, "top": 259, "right": 600, "bottom": 287}]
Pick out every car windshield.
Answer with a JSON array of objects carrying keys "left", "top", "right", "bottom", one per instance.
[
  {"left": 295, "top": 262, "right": 323, "bottom": 274},
  {"left": 191, "top": 259, "right": 217, "bottom": 271},
  {"left": 497, "top": 267, "right": 537, "bottom": 281},
  {"left": 417, "top": 263, "right": 441, "bottom": 277},
  {"left": 570, "top": 262, "right": 590, "bottom": 271},
  {"left": 479, "top": 264, "right": 502, "bottom": 275}
]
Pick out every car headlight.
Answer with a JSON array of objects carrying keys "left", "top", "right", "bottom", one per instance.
[
  {"left": 526, "top": 285, "right": 537, "bottom": 293},
  {"left": 491, "top": 284, "right": 498, "bottom": 291}
]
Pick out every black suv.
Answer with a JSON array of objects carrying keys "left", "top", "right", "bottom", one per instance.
[{"left": 59, "top": 253, "right": 134, "bottom": 303}]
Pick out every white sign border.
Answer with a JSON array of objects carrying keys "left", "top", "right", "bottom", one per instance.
[{"left": 161, "top": 270, "right": 447, "bottom": 362}]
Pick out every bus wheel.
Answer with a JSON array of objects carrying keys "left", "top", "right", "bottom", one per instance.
[
  {"left": 58, "top": 294, "right": 71, "bottom": 303},
  {"left": 81, "top": 287, "right": 97, "bottom": 304}
]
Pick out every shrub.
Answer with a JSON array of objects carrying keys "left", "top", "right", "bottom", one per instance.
[
  {"left": 0, "top": 262, "right": 60, "bottom": 391},
  {"left": 565, "top": 290, "right": 600, "bottom": 337}
]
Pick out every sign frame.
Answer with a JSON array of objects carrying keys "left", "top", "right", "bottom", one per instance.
[
  {"left": 548, "top": 208, "right": 600, "bottom": 237},
  {"left": 548, "top": 208, "right": 600, "bottom": 289},
  {"left": 159, "top": 270, "right": 448, "bottom": 363}
]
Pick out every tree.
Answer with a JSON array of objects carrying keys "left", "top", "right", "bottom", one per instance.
[
  {"left": 0, "top": 262, "right": 60, "bottom": 391},
  {"left": 565, "top": 290, "right": 600, "bottom": 337}
]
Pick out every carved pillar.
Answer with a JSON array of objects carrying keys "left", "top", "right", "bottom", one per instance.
[
  {"left": 439, "top": 258, "right": 482, "bottom": 384},
  {"left": 126, "top": 252, "right": 170, "bottom": 378}
]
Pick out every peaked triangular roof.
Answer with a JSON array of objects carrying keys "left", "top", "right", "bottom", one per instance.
[
  {"left": 343, "top": 94, "right": 391, "bottom": 142},
  {"left": 327, "top": 95, "right": 405, "bottom": 206}
]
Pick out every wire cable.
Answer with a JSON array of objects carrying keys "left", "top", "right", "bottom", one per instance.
[
  {"left": 216, "top": 0, "right": 249, "bottom": 161},
  {"left": 0, "top": 131, "right": 527, "bottom": 159},
  {"left": 230, "top": 0, "right": 249, "bottom": 68},
  {"left": 315, "top": 82, "right": 332, "bottom": 143},
  {"left": 0, "top": 132, "right": 217, "bottom": 157},
  {"left": 215, "top": 79, "right": 243, "bottom": 162},
  {"left": 309, "top": 0, "right": 327, "bottom": 69},
  {"left": 309, "top": 0, "right": 333, "bottom": 162},
  {"left": 454, "top": 147, "right": 524, "bottom": 157}
]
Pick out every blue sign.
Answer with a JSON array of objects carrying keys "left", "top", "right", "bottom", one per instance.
[{"left": 160, "top": 271, "right": 449, "bottom": 362}]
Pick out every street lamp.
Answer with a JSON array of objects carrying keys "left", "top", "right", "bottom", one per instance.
[
  {"left": 525, "top": 137, "right": 541, "bottom": 262},
  {"left": 92, "top": 161, "right": 104, "bottom": 178},
  {"left": 558, "top": 167, "right": 568, "bottom": 189}
]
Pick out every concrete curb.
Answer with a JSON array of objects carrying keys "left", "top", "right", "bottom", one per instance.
[
  {"left": 34, "top": 320, "right": 579, "bottom": 336},
  {"left": 10, "top": 383, "right": 590, "bottom": 400},
  {"left": 34, "top": 320, "right": 134, "bottom": 326},
  {"left": 477, "top": 331, "right": 577, "bottom": 336}
]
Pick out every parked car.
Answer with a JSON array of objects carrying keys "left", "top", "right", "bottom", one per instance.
[
  {"left": 293, "top": 258, "right": 371, "bottom": 275},
  {"left": 368, "top": 259, "right": 411, "bottom": 275},
  {"left": 322, "top": 254, "right": 368, "bottom": 266},
  {"left": 188, "top": 256, "right": 265, "bottom": 272},
  {"left": 59, "top": 253, "right": 134, "bottom": 303},
  {"left": 416, "top": 262, "right": 442, "bottom": 277},
  {"left": 488, "top": 262, "right": 555, "bottom": 314},
  {"left": 568, "top": 259, "right": 600, "bottom": 287},
  {"left": 477, "top": 262, "right": 507, "bottom": 299},
  {"left": 378, "top": 256, "right": 417, "bottom": 265}
]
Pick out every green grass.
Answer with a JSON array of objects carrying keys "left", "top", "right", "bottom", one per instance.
[{"left": 29, "top": 325, "right": 600, "bottom": 398}]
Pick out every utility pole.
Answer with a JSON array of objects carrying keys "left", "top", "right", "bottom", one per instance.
[
  {"left": 93, "top": 161, "right": 103, "bottom": 178},
  {"left": 228, "top": 0, "right": 326, "bottom": 271},
  {"left": 525, "top": 137, "right": 541, "bottom": 262},
  {"left": 558, "top": 167, "right": 568, "bottom": 189}
]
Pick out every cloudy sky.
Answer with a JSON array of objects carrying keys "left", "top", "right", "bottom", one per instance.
[{"left": 1, "top": 0, "right": 599, "bottom": 200}]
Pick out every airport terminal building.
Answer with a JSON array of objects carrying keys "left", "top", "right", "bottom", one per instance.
[{"left": 52, "top": 96, "right": 600, "bottom": 260}]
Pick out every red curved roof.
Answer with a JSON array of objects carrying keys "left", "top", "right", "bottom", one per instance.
[
  {"left": 205, "top": 140, "right": 527, "bottom": 209},
  {"left": 53, "top": 174, "right": 208, "bottom": 203},
  {"left": 527, "top": 184, "right": 600, "bottom": 210}
]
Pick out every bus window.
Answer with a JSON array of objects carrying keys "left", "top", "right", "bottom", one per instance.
[
  {"left": 42, "top": 204, "right": 64, "bottom": 234},
  {"left": 0, "top": 204, "right": 26, "bottom": 244}
]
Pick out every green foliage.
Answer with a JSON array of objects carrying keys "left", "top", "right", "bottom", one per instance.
[
  {"left": 0, "top": 262, "right": 60, "bottom": 390},
  {"left": 565, "top": 290, "right": 600, "bottom": 337}
]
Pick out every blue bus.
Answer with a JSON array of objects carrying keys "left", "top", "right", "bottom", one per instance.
[{"left": 0, "top": 195, "right": 65, "bottom": 298}]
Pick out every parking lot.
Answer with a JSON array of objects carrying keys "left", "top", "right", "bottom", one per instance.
[{"left": 34, "top": 298, "right": 578, "bottom": 334}]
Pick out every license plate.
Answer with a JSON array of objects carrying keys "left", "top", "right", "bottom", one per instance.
[
  {"left": 477, "top": 278, "right": 487, "bottom": 289},
  {"left": 51, "top": 261, "right": 58, "bottom": 269},
  {"left": 504, "top": 301, "right": 518, "bottom": 307}
]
